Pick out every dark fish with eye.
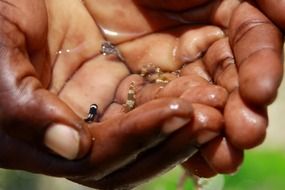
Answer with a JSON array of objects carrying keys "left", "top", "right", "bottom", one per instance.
[{"left": 84, "top": 104, "right": 99, "bottom": 123}]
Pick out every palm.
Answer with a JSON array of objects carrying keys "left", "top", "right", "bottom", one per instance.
[{"left": 47, "top": 0, "right": 224, "bottom": 118}]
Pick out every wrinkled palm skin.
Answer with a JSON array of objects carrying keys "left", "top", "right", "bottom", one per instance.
[{"left": 0, "top": 0, "right": 284, "bottom": 189}]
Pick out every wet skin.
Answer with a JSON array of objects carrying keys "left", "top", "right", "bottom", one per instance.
[{"left": 0, "top": 0, "right": 283, "bottom": 189}]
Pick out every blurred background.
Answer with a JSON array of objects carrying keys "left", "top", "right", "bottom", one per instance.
[{"left": 1, "top": 75, "right": 285, "bottom": 190}]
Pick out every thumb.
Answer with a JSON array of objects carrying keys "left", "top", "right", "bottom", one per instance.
[{"left": 0, "top": 43, "right": 91, "bottom": 161}]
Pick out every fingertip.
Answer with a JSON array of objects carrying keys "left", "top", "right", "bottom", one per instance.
[
  {"left": 239, "top": 49, "right": 283, "bottom": 106},
  {"left": 201, "top": 137, "right": 244, "bottom": 174},
  {"left": 44, "top": 123, "right": 91, "bottom": 160},
  {"left": 181, "top": 85, "right": 229, "bottom": 109},
  {"left": 135, "top": 98, "right": 193, "bottom": 135},
  {"left": 162, "top": 116, "right": 191, "bottom": 134},
  {"left": 182, "top": 152, "right": 217, "bottom": 178},
  {"left": 191, "top": 104, "right": 224, "bottom": 141},
  {"left": 45, "top": 124, "right": 80, "bottom": 160},
  {"left": 224, "top": 89, "right": 268, "bottom": 149}
]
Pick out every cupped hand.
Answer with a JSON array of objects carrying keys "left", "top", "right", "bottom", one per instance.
[
  {"left": 134, "top": 0, "right": 282, "bottom": 178},
  {"left": 64, "top": 0, "right": 283, "bottom": 188},
  {"left": 0, "top": 0, "right": 224, "bottom": 189},
  {"left": 85, "top": 0, "right": 284, "bottom": 187},
  {"left": 0, "top": 0, "right": 283, "bottom": 189},
  {"left": 87, "top": 0, "right": 282, "bottom": 181}
]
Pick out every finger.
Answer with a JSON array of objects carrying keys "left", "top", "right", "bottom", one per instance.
[
  {"left": 0, "top": 22, "right": 91, "bottom": 159},
  {"left": 180, "top": 85, "right": 228, "bottom": 110},
  {"left": 256, "top": 0, "right": 285, "bottom": 31},
  {"left": 180, "top": 0, "right": 240, "bottom": 28},
  {"left": 86, "top": 98, "right": 193, "bottom": 179},
  {"left": 46, "top": 0, "right": 105, "bottom": 93},
  {"left": 119, "top": 25, "right": 224, "bottom": 72},
  {"left": 138, "top": 0, "right": 211, "bottom": 11},
  {"left": 229, "top": 1, "right": 283, "bottom": 106},
  {"left": 224, "top": 89, "right": 268, "bottom": 149},
  {"left": 179, "top": 60, "right": 229, "bottom": 110},
  {"left": 99, "top": 103, "right": 125, "bottom": 121},
  {"left": 155, "top": 76, "right": 209, "bottom": 99},
  {"left": 209, "top": 0, "right": 241, "bottom": 28},
  {"left": 182, "top": 152, "right": 217, "bottom": 178},
  {"left": 115, "top": 73, "right": 228, "bottom": 110},
  {"left": 176, "top": 25, "right": 225, "bottom": 64},
  {"left": 180, "top": 59, "right": 212, "bottom": 82},
  {"left": 83, "top": 0, "right": 179, "bottom": 43},
  {"left": 0, "top": 97, "right": 192, "bottom": 179},
  {"left": 72, "top": 103, "right": 223, "bottom": 189},
  {"left": 115, "top": 75, "right": 209, "bottom": 105},
  {"left": 203, "top": 37, "right": 239, "bottom": 92},
  {"left": 200, "top": 136, "right": 244, "bottom": 174},
  {"left": 0, "top": 131, "right": 89, "bottom": 176}
]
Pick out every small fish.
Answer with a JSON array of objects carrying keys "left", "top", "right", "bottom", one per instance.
[
  {"left": 123, "top": 82, "right": 136, "bottom": 112},
  {"left": 140, "top": 64, "right": 171, "bottom": 84},
  {"left": 84, "top": 104, "right": 98, "bottom": 123}
]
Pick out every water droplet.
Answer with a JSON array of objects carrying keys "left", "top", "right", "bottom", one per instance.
[
  {"left": 102, "top": 28, "right": 119, "bottom": 37},
  {"left": 170, "top": 103, "right": 179, "bottom": 110},
  {"left": 56, "top": 48, "right": 75, "bottom": 55}
]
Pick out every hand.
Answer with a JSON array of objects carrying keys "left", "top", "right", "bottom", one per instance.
[
  {"left": 157, "top": 0, "right": 282, "bottom": 177},
  {"left": 71, "top": 0, "right": 283, "bottom": 187},
  {"left": 0, "top": 1, "right": 223, "bottom": 189},
  {"left": 87, "top": 0, "right": 282, "bottom": 180},
  {"left": 0, "top": 0, "right": 282, "bottom": 190}
]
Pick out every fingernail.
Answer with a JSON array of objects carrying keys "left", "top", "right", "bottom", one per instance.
[
  {"left": 162, "top": 117, "right": 190, "bottom": 134},
  {"left": 44, "top": 124, "right": 80, "bottom": 160},
  {"left": 197, "top": 131, "right": 218, "bottom": 144}
]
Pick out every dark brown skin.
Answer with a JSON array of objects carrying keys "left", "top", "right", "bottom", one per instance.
[
  {"left": 183, "top": 0, "right": 283, "bottom": 178},
  {"left": 0, "top": 0, "right": 284, "bottom": 189},
  {"left": 256, "top": 0, "right": 285, "bottom": 31}
]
